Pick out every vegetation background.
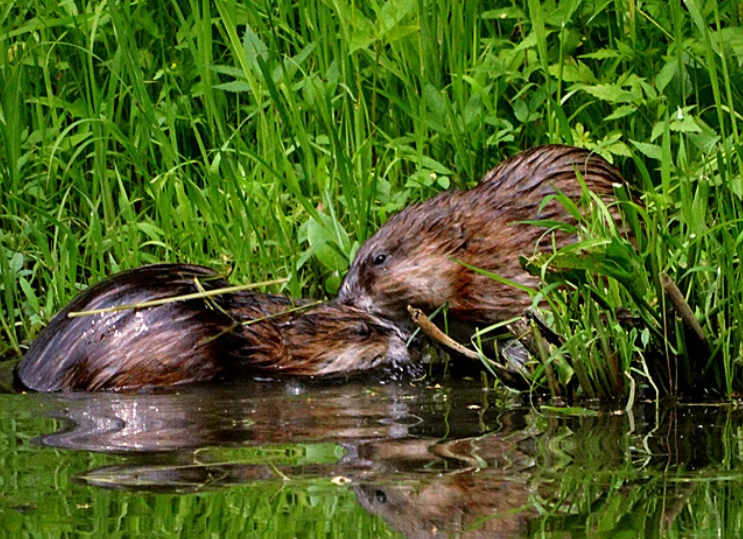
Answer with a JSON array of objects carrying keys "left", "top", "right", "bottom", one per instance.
[
  {"left": 1, "top": 0, "right": 742, "bottom": 399},
  {"left": 2, "top": 2, "right": 743, "bottom": 536}
]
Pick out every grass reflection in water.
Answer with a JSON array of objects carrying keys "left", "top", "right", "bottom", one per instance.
[{"left": 2, "top": 381, "right": 743, "bottom": 538}]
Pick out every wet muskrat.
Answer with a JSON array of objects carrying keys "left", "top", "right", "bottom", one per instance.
[
  {"left": 16, "top": 264, "right": 411, "bottom": 392},
  {"left": 339, "top": 145, "right": 629, "bottom": 330}
]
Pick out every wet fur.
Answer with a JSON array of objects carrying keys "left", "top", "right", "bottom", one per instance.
[
  {"left": 17, "top": 264, "right": 411, "bottom": 392},
  {"left": 339, "top": 145, "right": 628, "bottom": 327}
]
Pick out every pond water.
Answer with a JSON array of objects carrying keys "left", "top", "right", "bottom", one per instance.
[{"left": 1, "top": 376, "right": 742, "bottom": 538}]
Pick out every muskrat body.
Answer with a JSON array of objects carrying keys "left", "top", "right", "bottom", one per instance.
[
  {"left": 339, "top": 145, "right": 629, "bottom": 329},
  {"left": 17, "top": 264, "right": 411, "bottom": 392}
]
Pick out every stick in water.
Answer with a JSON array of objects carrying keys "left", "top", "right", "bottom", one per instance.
[{"left": 406, "top": 305, "right": 518, "bottom": 385}]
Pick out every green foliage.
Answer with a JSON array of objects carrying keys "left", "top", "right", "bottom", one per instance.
[
  {"left": 0, "top": 0, "right": 741, "bottom": 397},
  {"left": 513, "top": 136, "right": 743, "bottom": 401}
]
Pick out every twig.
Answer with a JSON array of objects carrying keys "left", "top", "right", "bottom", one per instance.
[
  {"left": 661, "top": 273, "right": 708, "bottom": 350},
  {"left": 407, "top": 305, "right": 519, "bottom": 385},
  {"left": 68, "top": 278, "right": 288, "bottom": 317},
  {"left": 241, "top": 300, "right": 323, "bottom": 326}
]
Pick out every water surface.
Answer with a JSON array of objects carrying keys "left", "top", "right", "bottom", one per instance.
[{"left": 2, "top": 378, "right": 742, "bottom": 538}]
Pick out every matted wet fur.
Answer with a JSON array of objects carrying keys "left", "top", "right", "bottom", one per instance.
[
  {"left": 16, "top": 264, "right": 411, "bottom": 392},
  {"left": 339, "top": 145, "right": 629, "bottom": 328}
]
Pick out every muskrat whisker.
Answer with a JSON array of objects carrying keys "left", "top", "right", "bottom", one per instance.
[{"left": 67, "top": 277, "right": 288, "bottom": 318}]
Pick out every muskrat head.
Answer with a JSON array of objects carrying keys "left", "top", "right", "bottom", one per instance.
[
  {"left": 281, "top": 304, "right": 414, "bottom": 377},
  {"left": 339, "top": 199, "right": 467, "bottom": 323}
]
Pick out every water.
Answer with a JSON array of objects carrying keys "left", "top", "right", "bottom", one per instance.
[{"left": 1, "top": 377, "right": 742, "bottom": 538}]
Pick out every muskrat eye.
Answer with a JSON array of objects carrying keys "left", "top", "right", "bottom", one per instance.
[{"left": 372, "top": 253, "right": 388, "bottom": 266}]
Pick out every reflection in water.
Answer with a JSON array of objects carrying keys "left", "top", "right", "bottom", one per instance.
[
  {"left": 37, "top": 380, "right": 512, "bottom": 452},
  {"left": 21, "top": 380, "right": 743, "bottom": 538},
  {"left": 33, "top": 380, "right": 540, "bottom": 537},
  {"left": 356, "top": 476, "right": 532, "bottom": 539},
  {"left": 352, "top": 433, "right": 538, "bottom": 538}
]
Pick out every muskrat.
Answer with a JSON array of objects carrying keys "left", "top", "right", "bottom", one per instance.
[
  {"left": 16, "top": 264, "right": 411, "bottom": 392},
  {"left": 338, "top": 145, "right": 629, "bottom": 329}
]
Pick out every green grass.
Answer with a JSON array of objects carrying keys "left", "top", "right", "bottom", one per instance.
[{"left": 1, "top": 0, "right": 742, "bottom": 399}]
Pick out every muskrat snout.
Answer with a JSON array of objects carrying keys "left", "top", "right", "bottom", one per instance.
[
  {"left": 282, "top": 303, "right": 413, "bottom": 377},
  {"left": 338, "top": 279, "right": 374, "bottom": 313}
]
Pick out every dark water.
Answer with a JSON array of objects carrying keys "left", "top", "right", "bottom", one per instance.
[{"left": 2, "top": 376, "right": 742, "bottom": 538}]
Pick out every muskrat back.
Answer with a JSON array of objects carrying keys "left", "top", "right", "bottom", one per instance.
[
  {"left": 17, "top": 264, "right": 411, "bottom": 392},
  {"left": 338, "top": 145, "right": 630, "bottom": 328}
]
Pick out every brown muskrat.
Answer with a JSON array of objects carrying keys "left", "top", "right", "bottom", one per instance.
[
  {"left": 338, "top": 145, "right": 629, "bottom": 329},
  {"left": 16, "top": 264, "right": 411, "bottom": 392}
]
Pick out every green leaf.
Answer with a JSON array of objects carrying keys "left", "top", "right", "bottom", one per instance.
[
  {"left": 19, "top": 276, "right": 40, "bottom": 315},
  {"left": 579, "top": 48, "right": 621, "bottom": 60},
  {"left": 349, "top": 31, "right": 376, "bottom": 53},
  {"left": 324, "top": 273, "right": 342, "bottom": 296},
  {"left": 330, "top": 0, "right": 376, "bottom": 52},
  {"left": 604, "top": 105, "right": 637, "bottom": 122},
  {"left": 630, "top": 140, "right": 662, "bottom": 160},
  {"left": 655, "top": 61, "right": 677, "bottom": 93},
  {"left": 213, "top": 81, "right": 252, "bottom": 93},
  {"left": 549, "top": 60, "right": 596, "bottom": 83},
  {"left": 242, "top": 24, "right": 268, "bottom": 74},
  {"left": 513, "top": 99, "right": 529, "bottom": 123},
  {"left": 481, "top": 7, "right": 526, "bottom": 20},
  {"left": 717, "top": 27, "right": 743, "bottom": 62},
  {"left": 378, "top": 0, "right": 415, "bottom": 34},
  {"left": 423, "top": 84, "right": 447, "bottom": 119},
  {"left": 208, "top": 65, "right": 247, "bottom": 78},
  {"left": 578, "top": 83, "right": 638, "bottom": 104},
  {"left": 670, "top": 108, "right": 702, "bottom": 133},
  {"left": 304, "top": 214, "right": 350, "bottom": 272}
]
